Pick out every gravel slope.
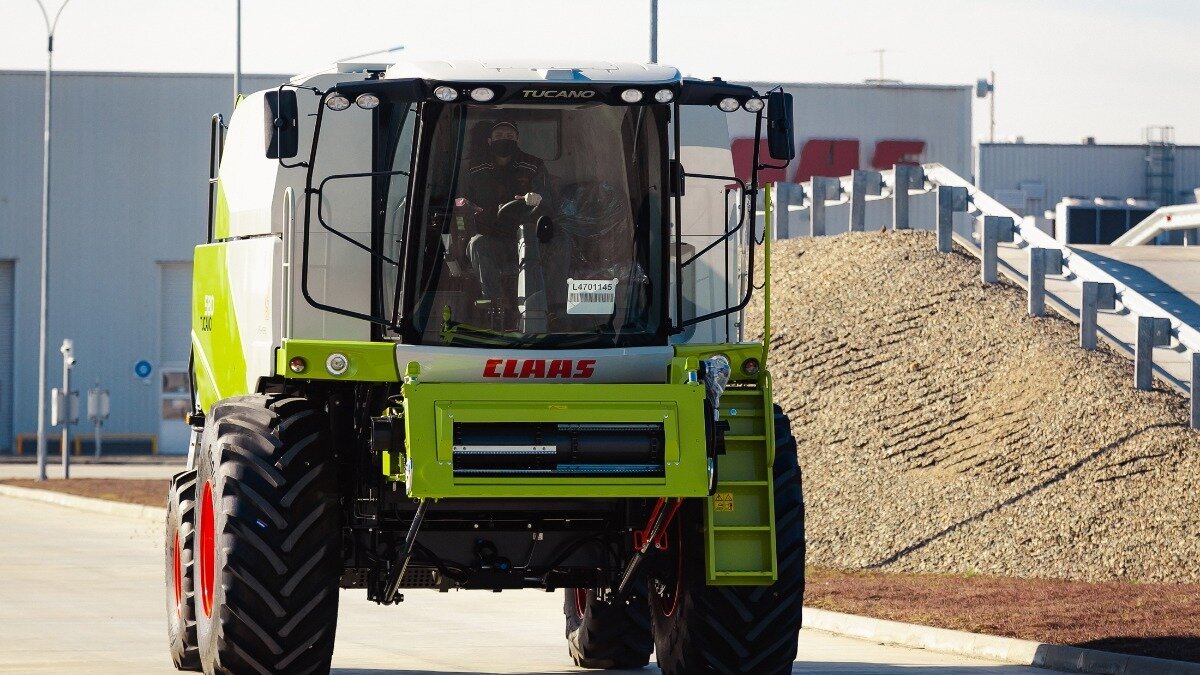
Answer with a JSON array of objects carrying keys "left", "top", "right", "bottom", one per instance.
[{"left": 746, "top": 231, "right": 1200, "bottom": 582}]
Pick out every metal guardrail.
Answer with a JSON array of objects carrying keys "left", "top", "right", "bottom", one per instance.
[
  {"left": 764, "top": 163, "right": 1200, "bottom": 429},
  {"left": 1111, "top": 202, "right": 1200, "bottom": 246}
]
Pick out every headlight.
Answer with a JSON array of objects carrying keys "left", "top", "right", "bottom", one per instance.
[
  {"left": 434, "top": 86, "right": 459, "bottom": 102},
  {"left": 288, "top": 357, "right": 307, "bottom": 374},
  {"left": 355, "top": 93, "right": 380, "bottom": 109},
  {"left": 654, "top": 88, "right": 674, "bottom": 103},
  {"left": 325, "top": 94, "right": 351, "bottom": 111},
  {"left": 743, "top": 98, "right": 764, "bottom": 113},
  {"left": 620, "top": 89, "right": 644, "bottom": 103},
  {"left": 717, "top": 97, "right": 740, "bottom": 113},
  {"left": 325, "top": 353, "right": 349, "bottom": 376},
  {"left": 469, "top": 87, "right": 495, "bottom": 102}
]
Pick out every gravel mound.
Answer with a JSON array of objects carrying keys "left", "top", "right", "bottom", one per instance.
[{"left": 746, "top": 231, "right": 1200, "bottom": 582}]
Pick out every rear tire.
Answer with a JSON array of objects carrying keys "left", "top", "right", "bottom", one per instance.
[
  {"left": 563, "top": 584, "right": 653, "bottom": 669},
  {"left": 166, "top": 470, "right": 201, "bottom": 671},
  {"left": 193, "top": 394, "right": 341, "bottom": 675},
  {"left": 649, "top": 407, "right": 805, "bottom": 675}
]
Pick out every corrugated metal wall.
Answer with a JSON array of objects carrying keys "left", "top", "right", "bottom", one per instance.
[
  {"left": 0, "top": 70, "right": 286, "bottom": 450},
  {"left": 0, "top": 262, "right": 12, "bottom": 451},
  {"left": 733, "top": 82, "right": 973, "bottom": 178},
  {"left": 978, "top": 143, "right": 1200, "bottom": 216}
]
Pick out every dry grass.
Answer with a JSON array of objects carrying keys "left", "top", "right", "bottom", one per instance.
[
  {"left": 0, "top": 478, "right": 168, "bottom": 507},
  {"left": 807, "top": 566, "right": 1200, "bottom": 662}
]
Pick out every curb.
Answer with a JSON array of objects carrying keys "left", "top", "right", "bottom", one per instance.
[
  {"left": 0, "top": 484, "right": 167, "bottom": 523},
  {"left": 804, "top": 607, "right": 1200, "bottom": 675}
]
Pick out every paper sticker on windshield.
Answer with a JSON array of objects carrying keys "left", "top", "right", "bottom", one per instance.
[{"left": 567, "top": 278, "right": 617, "bottom": 315}]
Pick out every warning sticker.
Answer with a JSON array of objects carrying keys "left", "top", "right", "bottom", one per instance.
[
  {"left": 566, "top": 278, "right": 617, "bottom": 315},
  {"left": 713, "top": 492, "right": 735, "bottom": 512}
]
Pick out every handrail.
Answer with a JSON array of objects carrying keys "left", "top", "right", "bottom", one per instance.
[
  {"left": 1111, "top": 203, "right": 1200, "bottom": 246},
  {"left": 923, "top": 163, "right": 1200, "bottom": 356},
  {"left": 781, "top": 162, "right": 1200, "bottom": 357}
]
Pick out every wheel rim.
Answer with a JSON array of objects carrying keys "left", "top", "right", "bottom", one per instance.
[
  {"left": 172, "top": 531, "right": 183, "bottom": 619},
  {"left": 573, "top": 588, "right": 588, "bottom": 618},
  {"left": 199, "top": 480, "right": 216, "bottom": 618}
]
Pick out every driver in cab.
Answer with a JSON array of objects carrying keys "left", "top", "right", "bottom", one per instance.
[{"left": 460, "top": 120, "right": 568, "bottom": 316}]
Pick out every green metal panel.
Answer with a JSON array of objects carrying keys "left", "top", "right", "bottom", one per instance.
[
  {"left": 212, "top": 182, "right": 230, "bottom": 241},
  {"left": 277, "top": 339, "right": 400, "bottom": 381},
  {"left": 398, "top": 375, "right": 710, "bottom": 498},
  {"left": 191, "top": 243, "right": 246, "bottom": 411},
  {"left": 703, "top": 374, "right": 778, "bottom": 586}
]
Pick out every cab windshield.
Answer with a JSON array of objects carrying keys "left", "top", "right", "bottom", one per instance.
[{"left": 396, "top": 102, "right": 668, "bottom": 348}]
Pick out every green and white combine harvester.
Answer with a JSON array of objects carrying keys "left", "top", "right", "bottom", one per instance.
[{"left": 164, "top": 59, "right": 803, "bottom": 675}]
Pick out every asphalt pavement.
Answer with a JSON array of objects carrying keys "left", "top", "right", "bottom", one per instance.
[{"left": 0, "top": 494, "right": 1052, "bottom": 674}]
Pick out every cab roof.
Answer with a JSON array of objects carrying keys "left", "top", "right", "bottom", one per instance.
[{"left": 382, "top": 60, "right": 681, "bottom": 84}]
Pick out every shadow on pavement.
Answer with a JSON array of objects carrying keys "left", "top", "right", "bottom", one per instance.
[
  {"left": 1071, "top": 635, "right": 1200, "bottom": 663},
  {"left": 334, "top": 662, "right": 1041, "bottom": 674}
]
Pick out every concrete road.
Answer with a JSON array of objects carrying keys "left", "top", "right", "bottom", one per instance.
[{"left": 0, "top": 495, "right": 1049, "bottom": 674}]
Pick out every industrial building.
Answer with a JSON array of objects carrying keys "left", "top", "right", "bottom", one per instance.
[
  {"left": 0, "top": 69, "right": 978, "bottom": 455},
  {"left": 977, "top": 132, "right": 1200, "bottom": 243},
  {"left": 0, "top": 70, "right": 286, "bottom": 455}
]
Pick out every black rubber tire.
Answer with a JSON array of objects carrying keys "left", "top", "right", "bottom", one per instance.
[
  {"left": 193, "top": 394, "right": 341, "bottom": 675},
  {"left": 563, "top": 584, "right": 653, "bottom": 669},
  {"left": 649, "top": 407, "right": 806, "bottom": 675},
  {"left": 166, "top": 470, "right": 202, "bottom": 671}
]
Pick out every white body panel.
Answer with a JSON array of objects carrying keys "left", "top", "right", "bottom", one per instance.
[
  {"left": 214, "top": 61, "right": 750, "bottom": 392},
  {"left": 395, "top": 345, "right": 675, "bottom": 384}
]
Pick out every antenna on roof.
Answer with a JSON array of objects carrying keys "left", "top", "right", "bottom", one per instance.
[{"left": 332, "top": 44, "right": 407, "bottom": 65}]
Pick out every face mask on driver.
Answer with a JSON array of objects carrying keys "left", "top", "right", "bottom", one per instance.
[{"left": 489, "top": 138, "right": 519, "bottom": 158}]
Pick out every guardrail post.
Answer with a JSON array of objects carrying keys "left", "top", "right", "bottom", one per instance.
[
  {"left": 935, "top": 185, "right": 968, "bottom": 253},
  {"left": 1028, "top": 247, "right": 1064, "bottom": 317},
  {"left": 1191, "top": 352, "right": 1199, "bottom": 430},
  {"left": 891, "top": 164, "right": 924, "bottom": 231},
  {"left": 981, "top": 215, "right": 1015, "bottom": 284},
  {"left": 810, "top": 177, "right": 840, "bottom": 237},
  {"left": 774, "top": 182, "right": 792, "bottom": 240},
  {"left": 849, "top": 170, "right": 882, "bottom": 232},
  {"left": 1080, "top": 281, "right": 1116, "bottom": 350},
  {"left": 1135, "top": 316, "right": 1172, "bottom": 390}
]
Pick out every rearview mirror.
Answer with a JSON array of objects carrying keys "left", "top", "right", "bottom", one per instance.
[
  {"left": 264, "top": 90, "right": 299, "bottom": 159},
  {"left": 766, "top": 91, "right": 795, "bottom": 161}
]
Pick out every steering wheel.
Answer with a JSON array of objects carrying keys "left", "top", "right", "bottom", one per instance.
[{"left": 495, "top": 198, "right": 532, "bottom": 229}]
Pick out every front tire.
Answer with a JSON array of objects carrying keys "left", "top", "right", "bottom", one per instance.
[
  {"left": 563, "top": 585, "right": 653, "bottom": 669},
  {"left": 649, "top": 408, "right": 806, "bottom": 675},
  {"left": 166, "top": 470, "right": 201, "bottom": 671},
  {"left": 193, "top": 395, "right": 341, "bottom": 675}
]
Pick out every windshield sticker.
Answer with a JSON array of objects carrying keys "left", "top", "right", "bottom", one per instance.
[{"left": 567, "top": 278, "right": 618, "bottom": 315}]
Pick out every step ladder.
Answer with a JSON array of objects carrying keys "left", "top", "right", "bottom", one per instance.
[{"left": 704, "top": 387, "right": 777, "bottom": 585}]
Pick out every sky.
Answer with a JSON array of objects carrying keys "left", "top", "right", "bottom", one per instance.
[{"left": 3, "top": 0, "right": 1199, "bottom": 144}]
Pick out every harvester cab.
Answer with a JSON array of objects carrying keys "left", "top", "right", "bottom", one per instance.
[{"left": 168, "top": 60, "right": 803, "bottom": 675}]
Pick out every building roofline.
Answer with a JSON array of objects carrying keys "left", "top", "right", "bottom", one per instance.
[
  {"left": 981, "top": 142, "right": 1200, "bottom": 150},
  {"left": 738, "top": 80, "right": 971, "bottom": 92},
  {"left": 0, "top": 69, "right": 290, "bottom": 80}
]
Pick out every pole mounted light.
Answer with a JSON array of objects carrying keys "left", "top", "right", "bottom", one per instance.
[
  {"left": 976, "top": 71, "right": 996, "bottom": 143},
  {"left": 32, "top": 0, "right": 72, "bottom": 482}
]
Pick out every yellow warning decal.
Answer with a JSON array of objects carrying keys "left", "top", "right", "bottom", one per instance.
[{"left": 713, "top": 492, "right": 735, "bottom": 512}]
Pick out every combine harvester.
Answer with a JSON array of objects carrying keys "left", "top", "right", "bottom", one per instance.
[{"left": 164, "top": 59, "right": 805, "bottom": 674}]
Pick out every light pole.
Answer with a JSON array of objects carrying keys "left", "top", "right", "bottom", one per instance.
[
  {"left": 234, "top": 0, "right": 241, "bottom": 100},
  {"left": 33, "top": 0, "right": 71, "bottom": 482},
  {"left": 649, "top": 0, "right": 658, "bottom": 63}
]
